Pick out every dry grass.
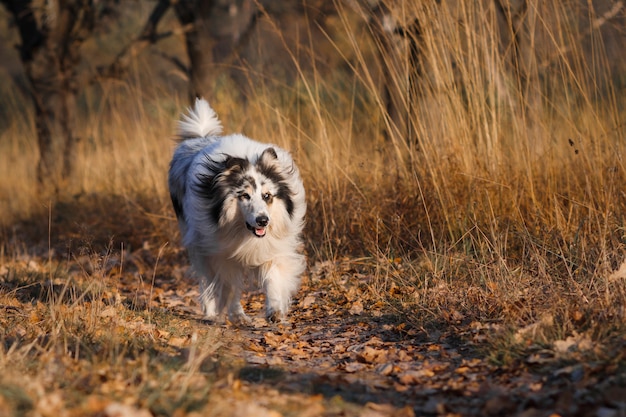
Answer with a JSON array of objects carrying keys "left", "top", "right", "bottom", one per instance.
[
  {"left": 1, "top": 0, "right": 626, "bottom": 414},
  {"left": 0, "top": 253, "right": 238, "bottom": 416}
]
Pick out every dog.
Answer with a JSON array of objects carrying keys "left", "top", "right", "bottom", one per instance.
[{"left": 168, "top": 98, "right": 306, "bottom": 324}]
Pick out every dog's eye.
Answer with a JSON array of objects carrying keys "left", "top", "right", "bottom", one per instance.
[
  {"left": 262, "top": 192, "right": 272, "bottom": 202},
  {"left": 240, "top": 192, "right": 251, "bottom": 200}
]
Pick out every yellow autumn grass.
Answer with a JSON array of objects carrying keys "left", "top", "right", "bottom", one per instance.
[{"left": 0, "top": 0, "right": 625, "bottom": 360}]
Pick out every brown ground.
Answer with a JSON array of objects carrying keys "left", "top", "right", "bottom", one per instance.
[
  {"left": 159, "top": 264, "right": 626, "bottom": 417},
  {"left": 1, "top": 200, "right": 626, "bottom": 417}
]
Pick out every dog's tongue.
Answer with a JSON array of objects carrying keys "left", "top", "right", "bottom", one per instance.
[{"left": 255, "top": 227, "right": 266, "bottom": 237}]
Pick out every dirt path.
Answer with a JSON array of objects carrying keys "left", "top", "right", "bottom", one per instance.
[{"left": 157, "top": 263, "right": 626, "bottom": 417}]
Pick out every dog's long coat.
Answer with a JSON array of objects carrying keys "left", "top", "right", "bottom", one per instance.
[{"left": 168, "top": 99, "right": 306, "bottom": 323}]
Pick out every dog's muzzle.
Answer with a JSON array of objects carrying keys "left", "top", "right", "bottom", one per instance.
[{"left": 247, "top": 215, "right": 269, "bottom": 238}]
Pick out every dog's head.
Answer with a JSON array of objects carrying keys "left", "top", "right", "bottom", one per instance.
[{"left": 211, "top": 147, "right": 293, "bottom": 238}]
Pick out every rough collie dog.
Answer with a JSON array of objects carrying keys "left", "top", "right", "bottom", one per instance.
[{"left": 168, "top": 98, "right": 306, "bottom": 324}]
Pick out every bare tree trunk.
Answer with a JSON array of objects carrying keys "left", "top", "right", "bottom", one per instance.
[
  {"left": 173, "top": 0, "right": 257, "bottom": 101},
  {"left": 495, "top": 0, "right": 529, "bottom": 111},
  {"left": 366, "top": 4, "right": 409, "bottom": 144},
  {"left": 1, "top": 0, "right": 97, "bottom": 194},
  {"left": 26, "top": 33, "right": 80, "bottom": 188}
]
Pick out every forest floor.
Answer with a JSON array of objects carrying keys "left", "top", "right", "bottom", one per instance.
[{"left": 1, "top": 200, "right": 626, "bottom": 417}]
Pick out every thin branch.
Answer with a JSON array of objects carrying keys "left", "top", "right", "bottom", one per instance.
[
  {"left": 150, "top": 49, "right": 189, "bottom": 76},
  {"left": 96, "top": 0, "right": 188, "bottom": 80}
]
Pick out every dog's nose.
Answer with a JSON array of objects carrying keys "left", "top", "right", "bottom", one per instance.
[{"left": 256, "top": 215, "right": 269, "bottom": 227}]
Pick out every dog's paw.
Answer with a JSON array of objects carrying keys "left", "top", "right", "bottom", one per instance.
[
  {"left": 202, "top": 313, "right": 226, "bottom": 325},
  {"left": 266, "top": 310, "right": 287, "bottom": 324},
  {"left": 228, "top": 312, "right": 252, "bottom": 327}
]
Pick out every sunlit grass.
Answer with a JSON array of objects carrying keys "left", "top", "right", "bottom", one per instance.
[{"left": 0, "top": 0, "right": 625, "bottom": 380}]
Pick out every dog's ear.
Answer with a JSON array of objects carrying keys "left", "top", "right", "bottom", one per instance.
[
  {"left": 224, "top": 156, "right": 249, "bottom": 171},
  {"left": 258, "top": 147, "right": 278, "bottom": 166}
]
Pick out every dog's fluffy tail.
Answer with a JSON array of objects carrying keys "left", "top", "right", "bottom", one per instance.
[{"left": 178, "top": 98, "right": 223, "bottom": 140}]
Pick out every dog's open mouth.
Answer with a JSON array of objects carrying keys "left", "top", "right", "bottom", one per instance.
[{"left": 246, "top": 223, "right": 267, "bottom": 238}]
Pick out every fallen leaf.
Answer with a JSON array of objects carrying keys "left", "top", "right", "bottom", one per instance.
[
  {"left": 397, "top": 369, "right": 435, "bottom": 385},
  {"left": 526, "top": 350, "right": 554, "bottom": 364},
  {"left": 302, "top": 294, "right": 317, "bottom": 308},
  {"left": 232, "top": 401, "right": 282, "bottom": 417},
  {"left": 344, "top": 362, "right": 367, "bottom": 373},
  {"left": 157, "top": 329, "right": 171, "bottom": 339},
  {"left": 99, "top": 305, "right": 117, "bottom": 318},
  {"left": 553, "top": 364, "right": 584, "bottom": 382},
  {"left": 444, "top": 309, "right": 464, "bottom": 322},
  {"left": 35, "top": 392, "right": 64, "bottom": 417},
  {"left": 608, "top": 260, "right": 626, "bottom": 281},
  {"left": 514, "top": 314, "right": 554, "bottom": 343},
  {"left": 362, "top": 402, "right": 396, "bottom": 417},
  {"left": 455, "top": 366, "right": 471, "bottom": 374},
  {"left": 247, "top": 355, "right": 268, "bottom": 365},
  {"left": 362, "top": 402, "right": 415, "bottom": 417},
  {"left": 266, "top": 355, "right": 284, "bottom": 366},
  {"left": 553, "top": 332, "right": 594, "bottom": 355},
  {"left": 332, "top": 344, "right": 346, "bottom": 354},
  {"left": 553, "top": 338, "right": 577, "bottom": 353},
  {"left": 375, "top": 363, "right": 394, "bottom": 376},
  {"left": 246, "top": 340, "right": 265, "bottom": 353},
  {"left": 349, "top": 300, "right": 363, "bottom": 315},
  {"left": 357, "top": 346, "right": 389, "bottom": 364},
  {"left": 288, "top": 347, "right": 308, "bottom": 359},
  {"left": 104, "top": 402, "right": 152, "bottom": 417},
  {"left": 168, "top": 336, "right": 189, "bottom": 348},
  {"left": 569, "top": 310, "right": 584, "bottom": 322},
  {"left": 264, "top": 332, "right": 286, "bottom": 348}
]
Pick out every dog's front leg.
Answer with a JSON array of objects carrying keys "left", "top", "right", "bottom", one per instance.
[{"left": 262, "top": 260, "right": 300, "bottom": 323}]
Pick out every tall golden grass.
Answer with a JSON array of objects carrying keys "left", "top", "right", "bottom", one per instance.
[{"left": 0, "top": 0, "right": 625, "bottom": 351}]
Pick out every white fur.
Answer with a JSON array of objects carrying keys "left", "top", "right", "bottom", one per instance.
[
  {"left": 168, "top": 98, "right": 306, "bottom": 324},
  {"left": 178, "top": 98, "right": 222, "bottom": 138}
]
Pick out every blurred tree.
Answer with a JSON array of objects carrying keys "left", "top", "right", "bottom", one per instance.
[
  {"left": 118, "top": 0, "right": 336, "bottom": 101},
  {"left": 172, "top": 0, "right": 258, "bottom": 101},
  {"left": 100, "top": 0, "right": 420, "bottom": 145},
  {"left": 0, "top": 0, "right": 118, "bottom": 194},
  {"left": 358, "top": 0, "right": 417, "bottom": 145},
  {"left": 3, "top": 0, "right": 623, "bottom": 192}
]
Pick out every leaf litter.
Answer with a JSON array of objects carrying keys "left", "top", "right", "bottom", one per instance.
[{"left": 1, "top": 242, "right": 626, "bottom": 416}]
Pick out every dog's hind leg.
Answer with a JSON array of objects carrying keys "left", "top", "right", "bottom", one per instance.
[
  {"left": 199, "top": 277, "right": 248, "bottom": 324},
  {"left": 189, "top": 250, "right": 221, "bottom": 320},
  {"left": 198, "top": 278, "right": 220, "bottom": 319},
  {"left": 226, "top": 289, "right": 251, "bottom": 326}
]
